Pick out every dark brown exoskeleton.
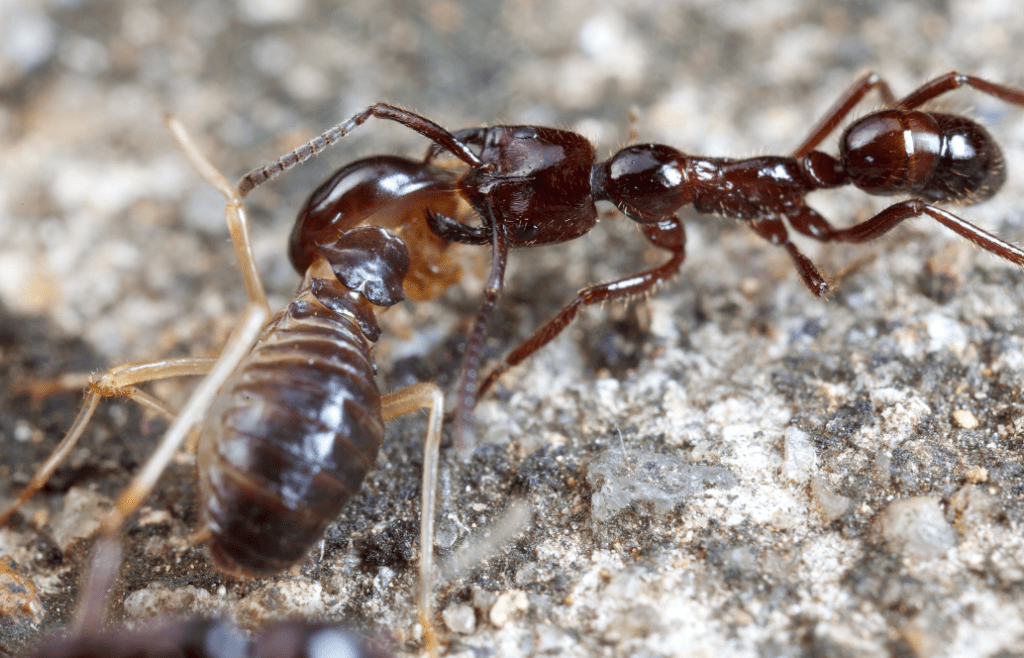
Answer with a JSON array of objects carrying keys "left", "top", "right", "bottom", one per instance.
[
  {"left": 239, "top": 71, "right": 1024, "bottom": 453},
  {"left": 196, "top": 224, "right": 414, "bottom": 575}
]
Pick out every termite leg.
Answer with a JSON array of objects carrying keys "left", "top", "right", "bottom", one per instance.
[
  {"left": 166, "top": 116, "right": 270, "bottom": 315},
  {"left": 78, "top": 117, "right": 277, "bottom": 584},
  {"left": 74, "top": 303, "right": 267, "bottom": 634},
  {"left": 71, "top": 121, "right": 275, "bottom": 630},
  {"left": 381, "top": 382, "right": 445, "bottom": 658},
  {"left": 0, "top": 357, "right": 216, "bottom": 526}
]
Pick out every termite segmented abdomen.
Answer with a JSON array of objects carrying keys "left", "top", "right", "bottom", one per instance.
[{"left": 196, "top": 280, "right": 385, "bottom": 576}]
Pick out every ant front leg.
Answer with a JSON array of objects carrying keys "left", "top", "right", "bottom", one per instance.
[
  {"left": 426, "top": 210, "right": 491, "bottom": 244},
  {"left": 792, "top": 72, "right": 897, "bottom": 158},
  {"left": 476, "top": 215, "right": 687, "bottom": 401},
  {"left": 451, "top": 206, "right": 509, "bottom": 455}
]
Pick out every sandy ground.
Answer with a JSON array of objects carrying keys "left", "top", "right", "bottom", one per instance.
[{"left": 2, "top": 0, "right": 1024, "bottom": 656}]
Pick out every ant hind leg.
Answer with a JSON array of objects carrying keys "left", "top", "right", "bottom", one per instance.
[
  {"left": 895, "top": 72, "right": 1024, "bottom": 112},
  {"left": 792, "top": 72, "right": 897, "bottom": 158},
  {"left": 786, "top": 199, "right": 1024, "bottom": 278},
  {"left": 827, "top": 200, "right": 1024, "bottom": 266}
]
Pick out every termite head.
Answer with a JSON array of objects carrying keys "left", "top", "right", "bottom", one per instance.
[
  {"left": 317, "top": 226, "right": 410, "bottom": 307},
  {"left": 305, "top": 226, "right": 411, "bottom": 343}
]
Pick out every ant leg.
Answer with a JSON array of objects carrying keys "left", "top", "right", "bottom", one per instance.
[
  {"left": 451, "top": 208, "right": 509, "bottom": 455},
  {"left": 380, "top": 382, "right": 444, "bottom": 658},
  {"left": 0, "top": 357, "right": 216, "bottom": 526},
  {"left": 749, "top": 216, "right": 831, "bottom": 296},
  {"left": 477, "top": 216, "right": 687, "bottom": 401},
  {"left": 792, "top": 72, "right": 897, "bottom": 158},
  {"left": 803, "top": 199, "right": 1024, "bottom": 265},
  {"left": 426, "top": 210, "right": 490, "bottom": 244},
  {"left": 895, "top": 72, "right": 1024, "bottom": 111},
  {"left": 238, "top": 104, "right": 484, "bottom": 196},
  {"left": 166, "top": 117, "right": 269, "bottom": 315}
]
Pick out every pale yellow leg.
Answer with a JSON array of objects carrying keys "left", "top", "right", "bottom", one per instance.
[
  {"left": 66, "top": 119, "right": 275, "bottom": 633},
  {"left": 73, "top": 303, "right": 267, "bottom": 634},
  {"left": 165, "top": 116, "right": 270, "bottom": 316},
  {"left": 0, "top": 357, "right": 216, "bottom": 526},
  {"left": 382, "top": 382, "right": 444, "bottom": 658}
]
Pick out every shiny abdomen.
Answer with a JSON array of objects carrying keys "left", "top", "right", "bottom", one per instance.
[{"left": 196, "top": 285, "right": 382, "bottom": 576}]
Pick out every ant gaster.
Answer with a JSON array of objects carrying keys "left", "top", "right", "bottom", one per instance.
[{"left": 245, "top": 71, "right": 1024, "bottom": 452}]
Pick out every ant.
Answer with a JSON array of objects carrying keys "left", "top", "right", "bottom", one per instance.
[{"left": 239, "top": 71, "right": 1024, "bottom": 453}]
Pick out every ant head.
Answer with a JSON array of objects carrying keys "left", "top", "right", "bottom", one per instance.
[{"left": 593, "top": 144, "right": 694, "bottom": 223}]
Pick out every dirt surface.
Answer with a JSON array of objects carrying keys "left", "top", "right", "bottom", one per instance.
[{"left": 2, "top": 1, "right": 1024, "bottom": 656}]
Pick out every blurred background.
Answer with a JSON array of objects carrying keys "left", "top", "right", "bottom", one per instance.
[{"left": 2, "top": 1, "right": 1024, "bottom": 656}]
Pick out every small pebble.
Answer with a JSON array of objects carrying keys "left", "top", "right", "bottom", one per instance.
[
  {"left": 810, "top": 476, "right": 850, "bottom": 522},
  {"left": 952, "top": 409, "right": 979, "bottom": 429},
  {"left": 50, "top": 487, "right": 109, "bottom": 551},
  {"left": 878, "top": 496, "right": 956, "bottom": 559},
  {"left": 489, "top": 590, "right": 528, "bottom": 628},
  {"left": 782, "top": 427, "right": 817, "bottom": 483},
  {"left": 442, "top": 603, "right": 476, "bottom": 634},
  {"left": 0, "top": 557, "right": 45, "bottom": 625}
]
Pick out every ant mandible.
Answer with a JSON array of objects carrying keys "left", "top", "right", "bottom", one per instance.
[{"left": 242, "top": 71, "right": 1024, "bottom": 454}]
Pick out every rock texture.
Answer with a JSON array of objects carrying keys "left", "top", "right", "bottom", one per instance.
[{"left": 2, "top": 1, "right": 1024, "bottom": 656}]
